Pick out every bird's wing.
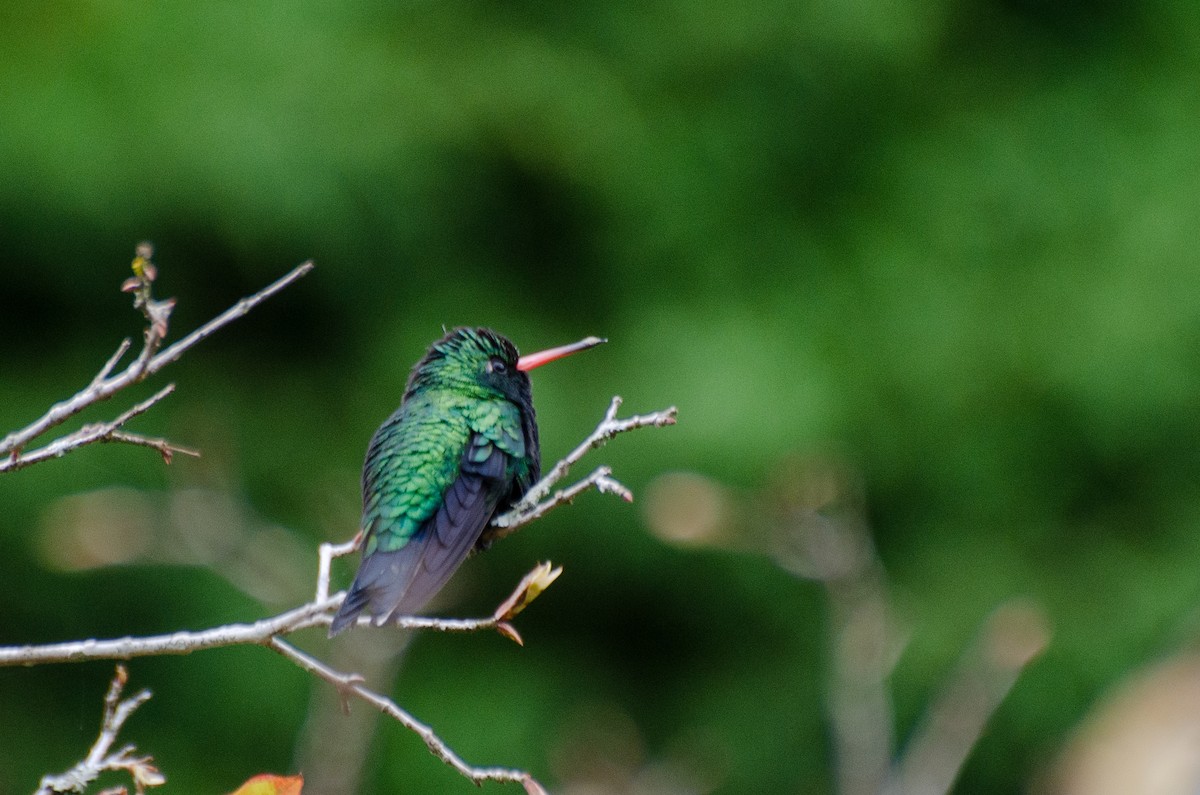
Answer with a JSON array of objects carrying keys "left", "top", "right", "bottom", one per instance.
[
  {"left": 372, "top": 400, "right": 526, "bottom": 620},
  {"left": 470, "top": 398, "right": 525, "bottom": 461},
  {"left": 329, "top": 398, "right": 522, "bottom": 635},
  {"left": 329, "top": 401, "right": 467, "bottom": 634},
  {"left": 373, "top": 431, "right": 509, "bottom": 622},
  {"left": 469, "top": 397, "right": 537, "bottom": 512}
]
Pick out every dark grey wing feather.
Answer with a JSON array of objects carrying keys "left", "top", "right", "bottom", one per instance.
[
  {"left": 327, "top": 532, "right": 420, "bottom": 635},
  {"left": 330, "top": 433, "right": 510, "bottom": 635},
  {"left": 377, "top": 433, "right": 508, "bottom": 623}
]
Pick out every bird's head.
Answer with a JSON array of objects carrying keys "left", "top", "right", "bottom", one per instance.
[{"left": 405, "top": 327, "right": 604, "bottom": 406}]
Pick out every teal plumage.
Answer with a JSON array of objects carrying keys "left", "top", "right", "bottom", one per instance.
[
  {"left": 360, "top": 388, "right": 533, "bottom": 559},
  {"left": 329, "top": 327, "right": 600, "bottom": 636}
]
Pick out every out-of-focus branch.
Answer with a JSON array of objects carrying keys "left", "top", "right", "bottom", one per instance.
[
  {"left": 771, "top": 458, "right": 1049, "bottom": 795},
  {"left": 0, "top": 245, "right": 313, "bottom": 472},
  {"left": 883, "top": 601, "right": 1049, "bottom": 795},
  {"left": 35, "top": 666, "right": 164, "bottom": 795},
  {"left": 772, "top": 461, "right": 898, "bottom": 795},
  {"left": 645, "top": 457, "right": 1046, "bottom": 795},
  {"left": 770, "top": 458, "right": 1049, "bottom": 795}
]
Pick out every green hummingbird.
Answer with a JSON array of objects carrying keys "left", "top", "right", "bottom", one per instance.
[{"left": 328, "top": 327, "right": 604, "bottom": 636}]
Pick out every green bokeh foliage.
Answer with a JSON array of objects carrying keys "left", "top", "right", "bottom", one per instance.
[{"left": 3, "top": 0, "right": 1200, "bottom": 792}]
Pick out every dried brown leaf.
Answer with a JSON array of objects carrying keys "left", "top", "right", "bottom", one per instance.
[
  {"left": 496, "top": 621, "right": 524, "bottom": 646},
  {"left": 493, "top": 561, "right": 563, "bottom": 622}
]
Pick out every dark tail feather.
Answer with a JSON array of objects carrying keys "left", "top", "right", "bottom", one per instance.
[
  {"left": 328, "top": 582, "right": 371, "bottom": 637},
  {"left": 328, "top": 548, "right": 421, "bottom": 637}
]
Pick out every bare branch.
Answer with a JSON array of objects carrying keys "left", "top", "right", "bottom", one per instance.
[
  {"left": 0, "top": 598, "right": 337, "bottom": 666},
  {"left": 0, "top": 396, "right": 669, "bottom": 666},
  {"left": 491, "top": 396, "right": 677, "bottom": 534},
  {"left": 147, "top": 260, "right": 313, "bottom": 373},
  {"left": 7, "top": 392, "right": 668, "bottom": 790},
  {"left": 0, "top": 561, "right": 566, "bottom": 668},
  {"left": 4, "top": 571, "right": 554, "bottom": 790},
  {"left": 0, "top": 253, "right": 314, "bottom": 468},
  {"left": 316, "top": 533, "right": 362, "bottom": 603},
  {"left": 35, "top": 666, "right": 164, "bottom": 795},
  {"left": 268, "top": 638, "right": 545, "bottom": 790},
  {"left": 0, "top": 385, "right": 199, "bottom": 473}
]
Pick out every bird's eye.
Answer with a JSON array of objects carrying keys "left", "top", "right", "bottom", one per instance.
[{"left": 487, "top": 357, "right": 507, "bottom": 374}]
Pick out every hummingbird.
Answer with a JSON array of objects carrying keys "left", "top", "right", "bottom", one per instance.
[{"left": 328, "top": 327, "right": 605, "bottom": 636}]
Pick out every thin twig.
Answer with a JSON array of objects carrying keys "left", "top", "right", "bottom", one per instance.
[
  {"left": 489, "top": 466, "right": 627, "bottom": 543},
  {"left": 0, "top": 385, "right": 198, "bottom": 473},
  {"left": 147, "top": 261, "right": 313, "bottom": 374},
  {"left": 0, "top": 598, "right": 338, "bottom": 666},
  {"left": 0, "top": 258, "right": 314, "bottom": 464},
  {"left": 316, "top": 534, "right": 361, "bottom": 603},
  {"left": 104, "top": 430, "right": 201, "bottom": 464},
  {"left": 90, "top": 339, "right": 133, "bottom": 389},
  {"left": 491, "top": 396, "right": 677, "bottom": 533},
  {"left": 267, "top": 638, "right": 545, "bottom": 789},
  {"left": 35, "top": 666, "right": 164, "bottom": 795},
  {"left": 0, "top": 563, "right": 567, "bottom": 667}
]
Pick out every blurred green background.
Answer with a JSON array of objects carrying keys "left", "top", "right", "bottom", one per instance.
[{"left": 4, "top": 1, "right": 1200, "bottom": 793}]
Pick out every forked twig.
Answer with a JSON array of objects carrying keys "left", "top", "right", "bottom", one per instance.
[
  {"left": 268, "top": 638, "right": 542, "bottom": 790},
  {"left": 35, "top": 666, "right": 164, "bottom": 795},
  {"left": 0, "top": 249, "right": 313, "bottom": 472},
  {"left": 490, "top": 396, "right": 678, "bottom": 537}
]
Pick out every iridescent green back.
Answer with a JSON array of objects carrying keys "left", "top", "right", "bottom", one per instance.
[{"left": 361, "top": 389, "right": 527, "bottom": 555}]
